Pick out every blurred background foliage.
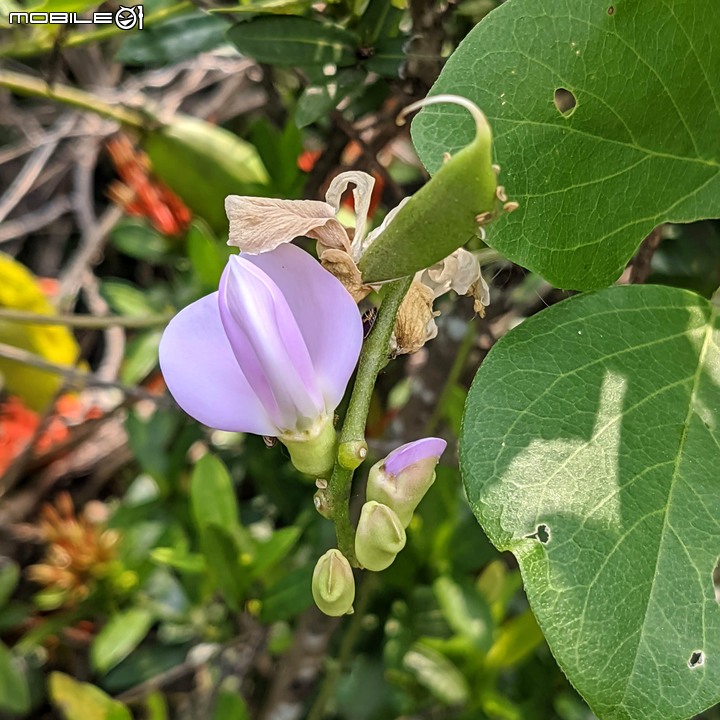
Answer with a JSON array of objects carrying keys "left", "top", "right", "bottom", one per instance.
[{"left": 0, "top": 0, "right": 719, "bottom": 718}]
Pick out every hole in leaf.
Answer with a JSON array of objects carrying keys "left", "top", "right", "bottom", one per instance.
[
  {"left": 554, "top": 88, "right": 577, "bottom": 116},
  {"left": 713, "top": 557, "right": 720, "bottom": 603},
  {"left": 526, "top": 524, "right": 550, "bottom": 545},
  {"left": 688, "top": 651, "right": 704, "bottom": 669},
  {"left": 607, "top": 5, "right": 615, "bottom": 15}
]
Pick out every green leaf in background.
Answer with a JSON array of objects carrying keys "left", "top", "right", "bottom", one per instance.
[
  {"left": 200, "top": 525, "right": 246, "bottom": 611},
  {"left": 296, "top": 68, "right": 366, "bottom": 128},
  {"left": 209, "top": 0, "right": 311, "bottom": 15},
  {"left": 186, "top": 222, "right": 232, "bottom": 291},
  {"left": 433, "top": 575, "right": 493, "bottom": 652},
  {"left": 121, "top": 329, "right": 162, "bottom": 385},
  {"left": 102, "top": 280, "right": 156, "bottom": 317},
  {"left": 111, "top": 219, "right": 176, "bottom": 264},
  {"left": 144, "top": 115, "right": 269, "bottom": 234},
  {"left": 0, "top": 559, "right": 19, "bottom": 609},
  {"left": 116, "top": 12, "right": 229, "bottom": 65},
  {"left": 402, "top": 642, "right": 470, "bottom": 706},
  {"left": 259, "top": 564, "right": 313, "bottom": 623},
  {"left": 365, "top": 36, "right": 406, "bottom": 78},
  {"left": 227, "top": 17, "right": 358, "bottom": 67},
  {"left": 190, "top": 454, "right": 241, "bottom": 536},
  {"left": 213, "top": 688, "right": 250, "bottom": 720},
  {"left": 91, "top": 608, "right": 155, "bottom": 674},
  {"left": 413, "top": 0, "right": 720, "bottom": 290},
  {"left": 250, "top": 526, "right": 301, "bottom": 578},
  {"left": 485, "top": 610, "right": 544, "bottom": 671},
  {"left": 50, "top": 672, "right": 131, "bottom": 720},
  {"left": 0, "top": 641, "right": 30, "bottom": 715},
  {"left": 461, "top": 285, "right": 720, "bottom": 719}
]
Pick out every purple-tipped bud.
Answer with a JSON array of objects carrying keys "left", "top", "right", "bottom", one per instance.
[
  {"left": 355, "top": 501, "right": 406, "bottom": 571},
  {"left": 159, "top": 244, "right": 363, "bottom": 475},
  {"left": 312, "top": 549, "right": 355, "bottom": 616},
  {"left": 366, "top": 437, "right": 447, "bottom": 527}
]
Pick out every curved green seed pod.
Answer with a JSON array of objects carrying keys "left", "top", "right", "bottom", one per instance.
[
  {"left": 358, "top": 95, "right": 497, "bottom": 283},
  {"left": 143, "top": 115, "right": 269, "bottom": 234}
]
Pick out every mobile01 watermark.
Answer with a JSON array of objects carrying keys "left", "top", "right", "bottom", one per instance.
[{"left": 8, "top": 5, "right": 143, "bottom": 30}]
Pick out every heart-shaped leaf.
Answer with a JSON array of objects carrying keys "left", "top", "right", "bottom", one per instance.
[
  {"left": 413, "top": 0, "right": 720, "bottom": 290},
  {"left": 461, "top": 285, "right": 720, "bottom": 719}
]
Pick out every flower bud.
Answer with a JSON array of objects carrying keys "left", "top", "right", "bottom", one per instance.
[
  {"left": 312, "top": 549, "right": 355, "bottom": 617},
  {"left": 355, "top": 501, "right": 406, "bottom": 572},
  {"left": 366, "top": 437, "right": 447, "bottom": 527}
]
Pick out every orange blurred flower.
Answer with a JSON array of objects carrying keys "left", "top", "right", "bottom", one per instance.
[
  {"left": 107, "top": 134, "right": 192, "bottom": 237},
  {"left": 27, "top": 492, "right": 120, "bottom": 606}
]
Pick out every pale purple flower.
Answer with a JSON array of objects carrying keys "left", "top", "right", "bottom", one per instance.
[
  {"left": 159, "top": 243, "right": 363, "bottom": 438},
  {"left": 384, "top": 437, "right": 447, "bottom": 477}
]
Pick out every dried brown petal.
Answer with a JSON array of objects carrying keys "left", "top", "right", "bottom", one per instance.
[
  {"left": 324, "top": 171, "right": 376, "bottom": 256},
  {"left": 422, "top": 248, "right": 482, "bottom": 298},
  {"left": 319, "top": 248, "right": 373, "bottom": 303},
  {"left": 393, "top": 281, "right": 438, "bottom": 355},
  {"left": 225, "top": 196, "right": 350, "bottom": 254}
]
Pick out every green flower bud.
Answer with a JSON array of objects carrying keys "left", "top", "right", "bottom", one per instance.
[
  {"left": 355, "top": 501, "right": 406, "bottom": 572},
  {"left": 312, "top": 549, "right": 355, "bottom": 617},
  {"left": 366, "top": 438, "right": 446, "bottom": 527}
]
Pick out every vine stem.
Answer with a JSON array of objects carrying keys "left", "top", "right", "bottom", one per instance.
[
  {"left": 326, "top": 276, "right": 412, "bottom": 565},
  {"left": 0, "top": 1, "right": 193, "bottom": 59}
]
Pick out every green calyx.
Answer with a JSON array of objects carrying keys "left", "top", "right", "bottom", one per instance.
[
  {"left": 358, "top": 94, "right": 497, "bottom": 283},
  {"left": 279, "top": 415, "right": 337, "bottom": 479}
]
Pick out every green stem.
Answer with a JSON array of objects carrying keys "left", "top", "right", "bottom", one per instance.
[
  {"left": 327, "top": 276, "right": 412, "bottom": 565},
  {"left": 0, "top": 2, "right": 194, "bottom": 59},
  {"left": 0, "top": 308, "right": 172, "bottom": 329},
  {"left": 0, "top": 69, "right": 145, "bottom": 128},
  {"left": 424, "top": 317, "right": 477, "bottom": 435}
]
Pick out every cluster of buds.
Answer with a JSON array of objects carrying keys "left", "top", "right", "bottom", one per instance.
[
  {"left": 26, "top": 493, "right": 121, "bottom": 607},
  {"left": 311, "top": 438, "right": 446, "bottom": 616}
]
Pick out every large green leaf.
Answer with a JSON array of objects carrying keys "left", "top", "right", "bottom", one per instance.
[
  {"left": 413, "top": 0, "right": 720, "bottom": 290},
  {"left": 461, "top": 285, "right": 720, "bottom": 719},
  {"left": 227, "top": 17, "right": 358, "bottom": 67}
]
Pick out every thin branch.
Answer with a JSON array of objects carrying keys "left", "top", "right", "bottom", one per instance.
[
  {"left": 0, "top": 116, "right": 73, "bottom": 223},
  {"left": 0, "top": 69, "right": 145, "bottom": 128},
  {"left": 0, "top": 342, "right": 164, "bottom": 401},
  {"left": 0, "top": 196, "right": 72, "bottom": 243}
]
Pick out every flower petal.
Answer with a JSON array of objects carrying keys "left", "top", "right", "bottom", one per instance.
[
  {"left": 219, "top": 255, "right": 325, "bottom": 432},
  {"left": 384, "top": 437, "right": 447, "bottom": 477},
  {"left": 243, "top": 244, "right": 363, "bottom": 414},
  {"left": 225, "top": 196, "right": 349, "bottom": 254},
  {"left": 159, "top": 293, "right": 276, "bottom": 435},
  {"left": 325, "top": 171, "right": 375, "bottom": 258}
]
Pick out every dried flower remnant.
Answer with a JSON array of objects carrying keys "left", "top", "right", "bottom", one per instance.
[
  {"left": 27, "top": 493, "right": 120, "bottom": 607},
  {"left": 225, "top": 170, "right": 386, "bottom": 301},
  {"left": 159, "top": 243, "right": 363, "bottom": 476}
]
